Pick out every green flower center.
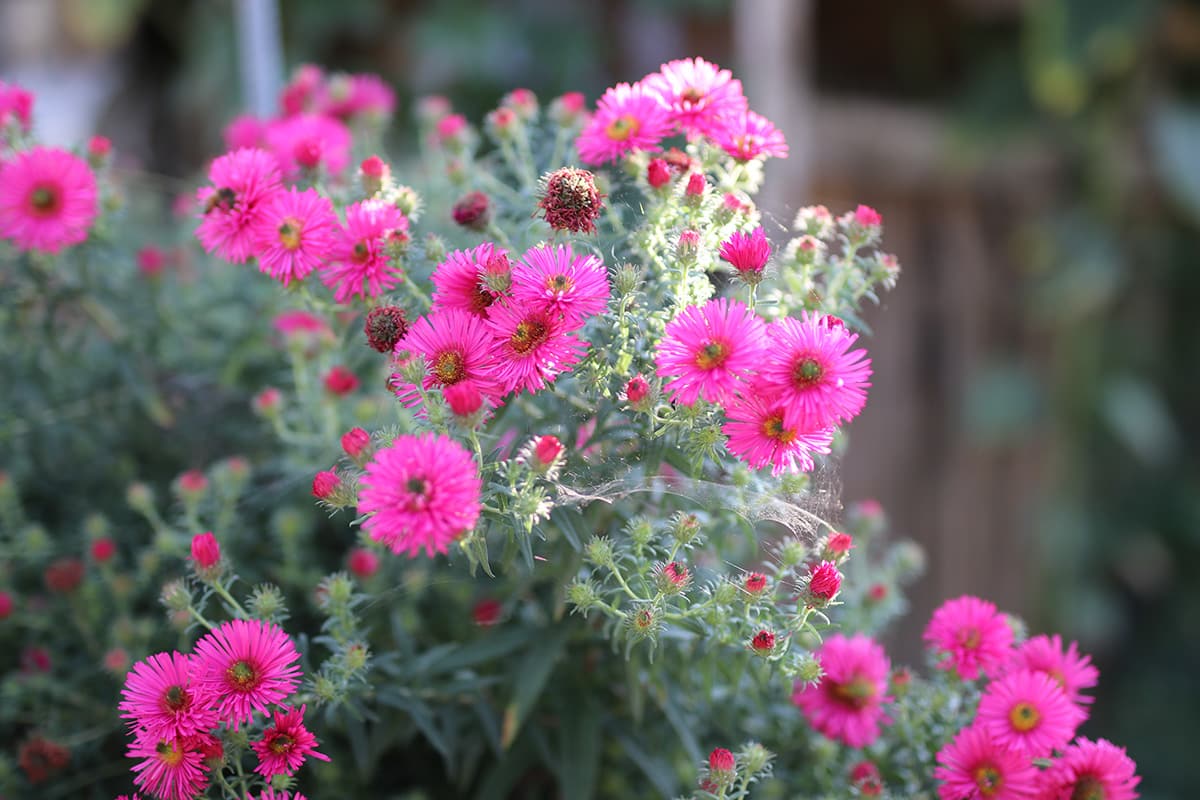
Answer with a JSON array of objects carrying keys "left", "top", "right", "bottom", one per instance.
[
  {"left": 695, "top": 342, "right": 728, "bottom": 370},
  {"left": 605, "top": 114, "right": 640, "bottom": 142},
  {"left": 226, "top": 659, "right": 258, "bottom": 691},
  {"left": 793, "top": 357, "right": 823, "bottom": 387}
]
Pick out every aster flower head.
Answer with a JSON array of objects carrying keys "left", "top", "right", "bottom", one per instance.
[
  {"left": 719, "top": 227, "right": 771, "bottom": 284},
  {"left": 644, "top": 57, "right": 748, "bottom": 139},
  {"left": 1010, "top": 634, "right": 1099, "bottom": 706},
  {"left": 537, "top": 167, "right": 604, "bottom": 234},
  {"left": 321, "top": 199, "right": 409, "bottom": 303},
  {"left": 119, "top": 651, "right": 217, "bottom": 741},
  {"left": 191, "top": 619, "right": 302, "bottom": 729},
  {"left": 430, "top": 243, "right": 508, "bottom": 318},
  {"left": 452, "top": 190, "right": 491, "bottom": 230},
  {"left": 722, "top": 385, "right": 835, "bottom": 476},
  {"left": 923, "top": 595, "right": 1014, "bottom": 680},
  {"left": 251, "top": 704, "right": 329, "bottom": 777},
  {"left": 655, "top": 298, "right": 767, "bottom": 406},
  {"left": 0, "top": 80, "right": 34, "bottom": 132},
  {"left": 712, "top": 108, "right": 789, "bottom": 161},
  {"left": 485, "top": 301, "right": 587, "bottom": 395},
  {"left": 805, "top": 560, "right": 843, "bottom": 606},
  {"left": 257, "top": 789, "right": 309, "bottom": 800},
  {"left": 977, "top": 669, "right": 1086, "bottom": 758},
  {"left": 265, "top": 113, "right": 353, "bottom": 177},
  {"left": 252, "top": 187, "right": 339, "bottom": 286},
  {"left": 393, "top": 308, "right": 501, "bottom": 407},
  {"left": 0, "top": 146, "right": 98, "bottom": 254},
  {"left": 1039, "top": 738, "right": 1140, "bottom": 800},
  {"left": 224, "top": 114, "right": 266, "bottom": 150},
  {"left": 511, "top": 243, "right": 610, "bottom": 326},
  {"left": 934, "top": 724, "right": 1040, "bottom": 800},
  {"left": 195, "top": 148, "right": 282, "bottom": 264},
  {"left": 576, "top": 81, "right": 673, "bottom": 166},
  {"left": 358, "top": 433, "right": 483, "bottom": 557},
  {"left": 364, "top": 305, "right": 409, "bottom": 353},
  {"left": 792, "top": 633, "right": 893, "bottom": 747},
  {"left": 127, "top": 729, "right": 209, "bottom": 800},
  {"left": 757, "top": 312, "right": 872, "bottom": 430}
]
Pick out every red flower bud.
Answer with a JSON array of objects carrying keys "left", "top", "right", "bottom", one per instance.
[
  {"left": 472, "top": 598, "right": 503, "bottom": 626},
  {"left": 0, "top": 590, "right": 13, "bottom": 620},
  {"left": 312, "top": 470, "right": 340, "bottom": 499},
  {"left": 190, "top": 531, "right": 221, "bottom": 569},
  {"left": 323, "top": 365, "right": 360, "bottom": 395},
  {"left": 445, "top": 380, "right": 484, "bottom": 417},
  {"left": 625, "top": 374, "right": 650, "bottom": 404},
  {"left": 744, "top": 572, "right": 768, "bottom": 595},
  {"left": 751, "top": 629, "right": 776, "bottom": 653},
  {"left": 341, "top": 427, "right": 371, "bottom": 458},
  {"left": 806, "top": 560, "right": 842, "bottom": 603},
  {"left": 90, "top": 537, "right": 116, "bottom": 563},
  {"left": 44, "top": 558, "right": 84, "bottom": 594},
  {"left": 533, "top": 435, "right": 564, "bottom": 466},
  {"left": 348, "top": 547, "right": 380, "bottom": 579},
  {"left": 647, "top": 158, "right": 670, "bottom": 188},
  {"left": 685, "top": 172, "right": 706, "bottom": 196},
  {"left": 708, "top": 747, "right": 736, "bottom": 774}
]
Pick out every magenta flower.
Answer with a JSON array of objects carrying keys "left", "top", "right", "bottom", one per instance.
[
  {"left": 792, "top": 633, "right": 892, "bottom": 747},
  {"left": 393, "top": 308, "right": 502, "bottom": 407},
  {"left": 722, "top": 387, "right": 834, "bottom": 476},
  {"left": 485, "top": 302, "right": 587, "bottom": 394},
  {"left": 756, "top": 312, "right": 872, "bottom": 430},
  {"left": 127, "top": 729, "right": 209, "bottom": 800},
  {"left": 655, "top": 298, "right": 766, "bottom": 406},
  {"left": 1038, "top": 738, "right": 1140, "bottom": 800},
  {"left": 194, "top": 148, "right": 282, "bottom": 264},
  {"left": 430, "top": 243, "right": 508, "bottom": 318},
  {"left": 119, "top": 651, "right": 217, "bottom": 740},
  {"left": 712, "top": 108, "right": 789, "bottom": 161},
  {"left": 719, "top": 227, "right": 771, "bottom": 281},
  {"left": 321, "top": 199, "right": 408, "bottom": 302},
  {"left": 1008, "top": 634, "right": 1099, "bottom": 707},
  {"left": 923, "top": 595, "right": 1014, "bottom": 681},
  {"left": 252, "top": 187, "right": 339, "bottom": 286},
  {"left": 644, "top": 57, "right": 747, "bottom": 139},
  {"left": 264, "top": 113, "right": 352, "bottom": 177},
  {"left": 511, "top": 244, "right": 610, "bottom": 327},
  {"left": 934, "top": 724, "right": 1040, "bottom": 800},
  {"left": 191, "top": 619, "right": 302, "bottom": 729},
  {"left": 251, "top": 704, "right": 329, "bottom": 777},
  {"left": 0, "top": 146, "right": 97, "bottom": 254},
  {"left": 977, "top": 669, "right": 1086, "bottom": 758},
  {"left": 358, "top": 433, "right": 482, "bottom": 557},
  {"left": 0, "top": 80, "right": 34, "bottom": 132},
  {"left": 575, "top": 82, "right": 673, "bottom": 166}
]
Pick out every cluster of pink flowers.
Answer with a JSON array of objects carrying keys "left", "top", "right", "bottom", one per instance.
[
  {"left": 576, "top": 57, "right": 787, "bottom": 166},
  {"left": 925, "top": 595, "right": 1138, "bottom": 800},
  {"left": 394, "top": 241, "right": 609, "bottom": 405},
  {"left": 118, "top": 619, "right": 326, "bottom": 800},
  {"left": 0, "top": 82, "right": 100, "bottom": 254},
  {"left": 197, "top": 67, "right": 407, "bottom": 297},
  {"left": 655, "top": 300, "right": 871, "bottom": 476}
]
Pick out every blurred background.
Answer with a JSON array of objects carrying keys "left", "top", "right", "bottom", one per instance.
[{"left": 2, "top": 0, "right": 1197, "bottom": 796}]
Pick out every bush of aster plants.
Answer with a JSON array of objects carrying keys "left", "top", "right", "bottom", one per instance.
[{"left": 0, "top": 60, "right": 1142, "bottom": 800}]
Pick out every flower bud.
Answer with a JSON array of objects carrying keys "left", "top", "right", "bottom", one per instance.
[
  {"left": 126, "top": 482, "right": 155, "bottom": 514},
  {"left": 347, "top": 547, "right": 379, "bottom": 579},
  {"left": 670, "top": 513, "right": 702, "bottom": 546},
  {"left": 893, "top": 540, "right": 926, "bottom": 577},
  {"left": 708, "top": 748, "right": 736, "bottom": 788},
  {"left": 444, "top": 380, "right": 485, "bottom": 419},
  {"left": 86, "top": 135, "right": 112, "bottom": 167},
  {"left": 804, "top": 560, "right": 842, "bottom": 607},
  {"left": 567, "top": 579, "right": 600, "bottom": 613},
  {"left": 677, "top": 229, "right": 701, "bottom": 260},
  {"left": 711, "top": 580, "right": 738, "bottom": 605},
  {"left": 190, "top": 531, "right": 221, "bottom": 570},
  {"left": 867, "top": 583, "right": 888, "bottom": 603},
  {"left": 323, "top": 365, "right": 360, "bottom": 396},
  {"left": 685, "top": 172, "right": 706, "bottom": 198},
  {"left": 743, "top": 572, "right": 769, "bottom": 596},
  {"left": 851, "top": 760, "right": 884, "bottom": 796},
  {"left": 90, "top": 537, "right": 116, "bottom": 564},
  {"left": 175, "top": 469, "right": 208, "bottom": 505},
  {"left": 890, "top": 666, "right": 913, "bottom": 696},
  {"left": 656, "top": 561, "right": 691, "bottom": 594},
  {"left": 585, "top": 536, "right": 615, "bottom": 568},
  {"left": 103, "top": 647, "right": 129, "bottom": 676},
  {"left": 44, "top": 558, "right": 84, "bottom": 594},
  {"left": 750, "top": 629, "right": 776, "bottom": 655},
  {"left": 646, "top": 158, "right": 670, "bottom": 188},
  {"left": 472, "top": 598, "right": 502, "bottom": 626},
  {"left": 548, "top": 91, "right": 586, "bottom": 126},
  {"left": 624, "top": 604, "right": 661, "bottom": 642},
  {"left": 0, "top": 590, "right": 14, "bottom": 620},
  {"left": 485, "top": 106, "right": 519, "bottom": 139},
  {"left": 253, "top": 387, "right": 283, "bottom": 417},
  {"left": 452, "top": 190, "right": 491, "bottom": 230},
  {"left": 822, "top": 532, "right": 854, "bottom": 563},
  {"left": 777, "top": 538, "right": 807, "bottom": 568},
  {"left": 341, "top": 427, "right": 372, "bottom": 460},
  {"left": 364, "top": 306, "right": 408, "bottom": 353},
  {"left": 611, "top": 262, "right": 641, "bottom": 297},
  {"left": 160, "top": 579, "right": 192, "bottom": 612},
  {"left": 248, "top": 583, "right": 286, "bottom": 622},
  {"left": 796, "top": 654, "right": 823, "bottom": 685},
  {"left": 534, "top": 435, "right": 564, "bottom": 467},
  {"left": 502, "top": 87, "right": 539, "bottom": 121},
  {"left": 312, "top": 470, "right": 341, "bottom": 500},
  {"left": 537, "top": 167, "right": 603, "bottom": 235},
  {"left": 741, "top": 742, "right": 773, "bottom": 777},
  {"left": 624, "top": 374, "right": 650, "bottom": 406},
  {"left": 359, "top": 155, "right": 389, "bottom": 195},
  {"left": 423, "top": 233, "right": 447, "bottom": 264}
]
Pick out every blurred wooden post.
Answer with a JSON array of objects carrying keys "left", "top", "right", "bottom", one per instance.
[
  {"left": 234, "top": 0, "right": 284, "bottom": 117},
  {"left": 733, "top": 0, "right": 813, "bottom": 218}
]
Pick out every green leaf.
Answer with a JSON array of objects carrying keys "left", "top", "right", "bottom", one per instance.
[
  {"left": 500, "top": 624, "right": 569, "bottom": 749},
  {"left": 557, "top": 692, "right": 601, "bottom": 800}
]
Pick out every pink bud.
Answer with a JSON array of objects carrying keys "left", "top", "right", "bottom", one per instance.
[
  {"left": 625, "top": 375, "right": 649, "bottom": 404},
  {"left": 472, "top": 598, "right": 503, "bottom": 626},
  {"left": 190, "top": 532, "right": 221, "bottom": 569},
  {"left": 750, "top": 629, "right": 776, "bottom": 653},
  {"left": 341, "top": 427, "right": 371, "bottom": 458},
  {"left": 293, "top": 138, "right": 323, "bottom": 170},
  {"left": 137, "top": 246, "right": 167, "bottom": 278},
  {"left": 176, "top": 470, "right": 208, "bottom": 496},
  {"left": 360, "top": 155, "right": 387, "bottom": 178},
  {"left": 533, "top": 435, "right": 563, "bottom": 466},
  {"left": 253, "top": 387, "right": 282, "bottom": 415},
  {"left": 90, "top": 538, "right": 116, "bottom": 563},
  {"left": 87, "top": 135, "right": 112, "bottom": 161},
  {"left": 312, "top": 470, "right": 340, "bottom": 499},
  {"left": 647, "top": 158, "right": 670, "bottom": 188},
  {"left": 0, "top": 590, "right": 13, "bottom": 620},
  {"left": 807, "top": 560, "right": 842, "bottom": 602},
  {"left": 323, "top": 366, "right": 360, "bottom": 396},
  {"left": 347, "top": 547, "right": 379, "bottom": 579},
  {"left": 686, "top": 172, "right": 706, "bottom": 196},
  {"left": 445, "top": 381, "right": 484, "bottom": 416},
  {"left": 709, "top": 747, "right": 736, "bottom": 774},
  {"left": 854, "top": 204, "right": 882, "bottom": 227}
]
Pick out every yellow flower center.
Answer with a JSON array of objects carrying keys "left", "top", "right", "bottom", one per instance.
[
  {"left": 510, "top": 320, "right": 548, "bottom": 355},
  {"left": 226, "top": 659, "right": 258, "bottom": 691},
  {"left": 162, "top": 684, "right": 188, "bottom": 712},
  {"left": 268, "top": 733, "right": 295, "bottom": 755},
  {"left": 793, "top": 357, "right": 823, "bottom": 388},
  {"left": 432, "top": 351, "right": 466, "bottom": 385},
  {"left": 546, "top": 273, "right": 573, "bottom": 293},
  {"left": 831, "top": 676, "right": 876, "bottom": 710},
  {"left": 277, "top": 217, "right": 302, "bottom": 250},
  {"left": 605, "top": 114, "right": 640, "bottom": 142},
  {"left": 974, "top": 765, "right": 1003, "bottom": 796},
  {"left": 761, "top": 414, "right": 796, "bottom": 444},
  {"left": 695, "top": 342, "right": 728, "bottom": 370},
  {"left": 1009, "top": 701, "right": 1041, "bottom": 732},
  {"left": 1071, "top": 777, "right": 1106, "bottom": 800},
  {"left": 156, "top": 739, "right": 185, "bottom": 767}
]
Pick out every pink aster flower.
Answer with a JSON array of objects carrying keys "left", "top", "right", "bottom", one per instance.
[
  {"left": 358, "top": 433, "right": 482, "bottom": 557},
  {"left": 265, "top": 113, "right": 353, "bottom": 177},
  {"left": 224, "top": 115, "right": 266, "bottom": 150},
  {"left": 0, "top": 80, "right": 34, "bottom": 132},
  {"left": 127, "top": 729, "right": 209, "bottom": 800},
  {"left": 0, "top": 146, "right": 98, "bottom": 253},
  {"left": 191, "top": 619, "right": 302, "bottom": 729},
  {"left": 1009, "top": 634, "right": 1099, "bottom": 707},
  {"left": 251, "top": 704, "right": 329, "bottom": 777},
  {"left": 323, "top": 73, "right": 396, "bottom": 122},
  {"left": 195, "top": 148, "right": 282, "bottom": 264},
  {"left": 977, "top": 669, "right": 1086, "bottom": 758},
  {"left": 644, "top": 57, "right": 747, "bottom": 139},
  {"left": 1038, "top": 738, "right": 1140, "bottom": 800},
  {"left": 119, "top": 651, "right": 218, "bottom": 741},
  {"left": 321, "top": 199, "right": 408, "bottom": 303},
  {"left": 393, "top": 308, "right": 501, "bottom": 407},
  {"left": 576, "top": 82, "right": 673, "bottom": 166},
  {"left": 719, "top": 227, "right": 771, "bottom": 283},
  {"left": 258, "top": 789, "right": 308, "bottom": 800},
  {"left": 792, "top": 633, "right": 893, "bottom": 747},
  {"left": 934, "top": 724, "right": 1040, "bottom": 800},
  {"left": 279, "top": 64, "right": 326, "bottom": 116},
  {"left": 252, "top": 187, "right": 339, "bottom": 286},
  {"left": 712, "top": 108, "right": 789, "bottom": 161},
  {"left": 756, "top": 312, "right": 872, "bottom": 430},
  {"left": 485, "top": 301, "right": 587, "bottom": 394},
  {"left": 655, "top": 298, "right": 766, "bottom": 406},
  {"left": 722, "top": 387, "right": 834, "bottom": 475},
  {"left": 511, "top": 244, "right": 610, "bottom": 327},
  {"left": 430, "top": 243, "right": 509, "bottom": 318},
  {"left": 923, "top": 595, "right": 1014, "bottom": 681}
]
